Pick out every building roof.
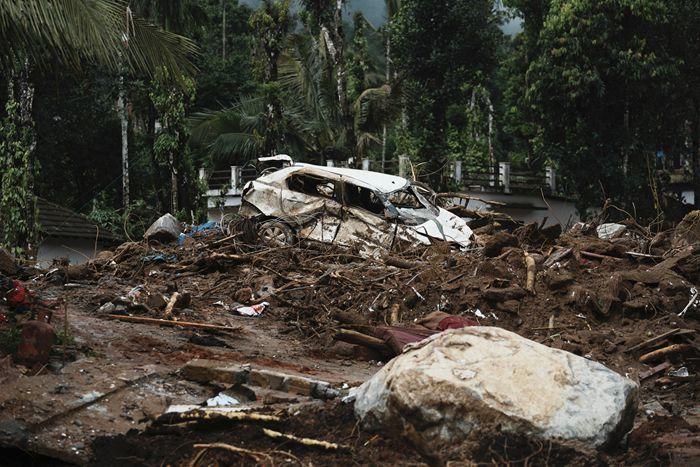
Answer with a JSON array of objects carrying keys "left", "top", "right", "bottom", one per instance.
[{"left": 37, "top": 198, "right": 122, "bottom": 244}]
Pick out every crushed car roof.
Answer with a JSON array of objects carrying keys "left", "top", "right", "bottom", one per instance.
[{"left": 257, "top": 164, "right": 409, "bottom": 194}]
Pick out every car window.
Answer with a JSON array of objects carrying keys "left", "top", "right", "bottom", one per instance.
[
  {"left": 287, "top": 174, "right": 336, "bottom": 200},
  {"left": 342, "top": 183, "right": 385, "bottom": 215},
  {"left": 387, "top": 189, "right": 423, "bottom": 209}
]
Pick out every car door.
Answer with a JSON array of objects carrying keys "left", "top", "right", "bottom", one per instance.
[
  {"left": 283, "top": 174, "right": 343, "bottom": 243},
  {"left": 333, "top": 181, "right": 397, "bottom": 255}
]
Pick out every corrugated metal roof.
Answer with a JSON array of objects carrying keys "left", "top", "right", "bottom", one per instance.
[{"left": 37, "top": 198, "right": 123, "bottom": 244}]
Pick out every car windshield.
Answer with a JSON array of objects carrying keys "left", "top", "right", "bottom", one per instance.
[
  {"left": 386, "top": 185, "right": 439, "bottom": 215},
  {"left": 387, "top": 189, "right": 422, "bottom": 208}
]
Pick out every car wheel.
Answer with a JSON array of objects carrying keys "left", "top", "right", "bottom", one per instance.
[{"left": 257, "top": 220, "right": 295, "bottom": 246}]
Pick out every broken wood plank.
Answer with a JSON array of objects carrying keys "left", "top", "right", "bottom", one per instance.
[
  {"left": 639, "top": 361, "right": 672, "bottom": 380},
  {"left": 106, "top": 315, "right": 240, "bottom": 332},
  {"left": 262, "top": 428, "right": 349, "bottom": 451},
  {"left": 625, "top": 329, "right": 681, "bottom": 354},
  {"left": 543, "top": 247, "right": 573, "bottom": 268},
  {"left": 639, "top": 344, "right": 695, "bottom": 364}
]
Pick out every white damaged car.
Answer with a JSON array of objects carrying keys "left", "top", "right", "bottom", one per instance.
[{"left": 240, "top": 163, "right": 473, "bottom": 253}]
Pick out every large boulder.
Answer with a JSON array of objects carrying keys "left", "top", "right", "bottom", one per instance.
[{"left": 354, "top": 327, "right": 638, "bottom": 449}]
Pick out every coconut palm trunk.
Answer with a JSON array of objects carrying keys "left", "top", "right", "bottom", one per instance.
[{"left": 118, "top": 75, "right": 130, "bottom": 207}]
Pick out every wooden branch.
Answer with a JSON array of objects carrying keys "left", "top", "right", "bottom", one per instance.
[
  {"left": 580, "top": 250, "right": 623, "bottom": 261},
  {"left": 639, "top": 361, "right": 672, "bottom": 381},
  {"left": 334, "top": 329, "right": 390, "bottom": 353},
  {"left": 262, "top": 428, "right": 349, "bottom": 451},
  {"left": 524, "top": 251, "right": 536, "bottom": 294},
  {"left": 384, "top": 256, "right": 418, "bottom": 269},
  {"left": 156, "top": 409, "right": 280, "bottom": 426},
  {"left": 639, "top": 344, "right": 694, "bottom": 363},
  {"left": 106, "top": 315, "right": 240, "bottom": 332},
  {"left": 163, "top": 292, "right": 180, "bottom": 320},
  {"left": 625, "top": 328, "right": 680, "bottom": 354}
]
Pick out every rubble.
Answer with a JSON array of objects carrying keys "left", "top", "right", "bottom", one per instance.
[
  {"left": 0, "top": 204, "right": 698, "bottom": 465},
  {"left": 354, "top": 326, "right": 638, "bottom": 449}
]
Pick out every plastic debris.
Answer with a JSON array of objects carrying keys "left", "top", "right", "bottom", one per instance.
[{"left": 235, "top": 301, "right": 269, "bottom": 317}]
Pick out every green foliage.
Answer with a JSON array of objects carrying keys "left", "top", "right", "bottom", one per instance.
[
  {"left": 522, "top": 0, "right": 680, "bottom": 211},
  {"left": 150, "top": 66, "right": 197, "bottom": 209},
  {"left": 392, "top": 0, "right": 503, "bottom": 185},
  {"left": 0, "top": 84, "right": 34, "bottom": 256},
  {"left": 55, "top": 328, "right": 76, "bottom": 347},
  {"left": 348, "top": 12, "right": 370, "bottom": 103},
  {"left": 0, "top": 0, "right": 197, "bottom": 79},
  {"left": 192, "top": 0, "right": 256, "bottom": 110}
]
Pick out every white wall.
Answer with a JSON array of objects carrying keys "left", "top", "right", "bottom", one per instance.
[
  {"left": 463, "top": 191, "right": 579, "bottom": 227},
  {"left": 37, "top": 238, "right": 113, "bottom": 268}
]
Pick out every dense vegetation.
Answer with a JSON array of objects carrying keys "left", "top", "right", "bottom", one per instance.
[{"left": 1, "top": 0, "right": 699, "bottom": 254}]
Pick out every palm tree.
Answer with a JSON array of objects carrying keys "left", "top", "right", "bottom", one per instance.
[
  {"left": 190, "top": 32, "right": 402, "bottom": 166},
  {"left": 1, "top": 0, "right": 197, "bottom": 253}
]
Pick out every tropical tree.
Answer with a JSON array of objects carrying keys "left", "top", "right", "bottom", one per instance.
[
  {"left": 391, "top": 0, "right": 502, "bottom": 186},
  {"left": 0, "top": 0, "right": 197, "bottom": 254},
  {"left": 525, "top": 0, "right": 679, "bottom": 212},
  {"left": 1, "top": 0, "right": 196, "bottom": 76},
  {"left": 190, "top": 28, "right": 401, "bottom": 166}
]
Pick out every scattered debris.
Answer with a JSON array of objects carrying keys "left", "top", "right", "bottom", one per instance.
[
  {"left": 235, "top": 301, "right": 269, "bottom": 317},
  {"left": 1, "top": 205, "right": 698, "bottom": 465}
]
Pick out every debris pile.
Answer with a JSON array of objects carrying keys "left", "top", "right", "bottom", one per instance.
[{"left": 0, "top": 211, "right": 698, "bottom": 465}]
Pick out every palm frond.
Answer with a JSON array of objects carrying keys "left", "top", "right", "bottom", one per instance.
[{"left": 0, "top": 0, "right": 197, "bottom": 78}]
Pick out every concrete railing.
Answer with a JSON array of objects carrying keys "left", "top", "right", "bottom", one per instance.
[{"left": 201, "top": 159, "right": 558, "bottom": 202}]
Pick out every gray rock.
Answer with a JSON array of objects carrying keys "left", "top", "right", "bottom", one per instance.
[
  {"left": 597, "top": 223, "right": 627, "bottom": 239},
  {"left": 144, "top": 213, "right": 181, "bottom": 243},
  {"left": 354, "top": 327, "right": 638, "bottom": 449}
]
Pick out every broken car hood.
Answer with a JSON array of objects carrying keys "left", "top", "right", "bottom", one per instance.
[{"left": 397, "top": 207, "right": 473, "bottom": 248}]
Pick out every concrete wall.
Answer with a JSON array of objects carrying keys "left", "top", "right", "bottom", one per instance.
[
  {"left": 36, "top": 238, "right": 113, "bottom": 268},
  {"left": 463, "top": 191, "right": 579, "bottom": 227}
]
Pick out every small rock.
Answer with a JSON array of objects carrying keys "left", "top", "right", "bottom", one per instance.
[
  {"left": 597, "top": 223, "right": 627, "bottom": 240},
  {"left": 15, "top": 321, "right": 55, "bottom": 367},
  {"left": 144, "top": 213, "right": 181, "bottom": 243},
  {"left": 234, "top": 287, "right": 254, "bottom": 304},
  {"left": 482, "top": 231, "right": 518, "bottom": 258}
]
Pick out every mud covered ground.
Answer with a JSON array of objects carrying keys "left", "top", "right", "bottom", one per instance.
[{"left": 1, "top": 219, "right": 698, "bottom": 465}]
